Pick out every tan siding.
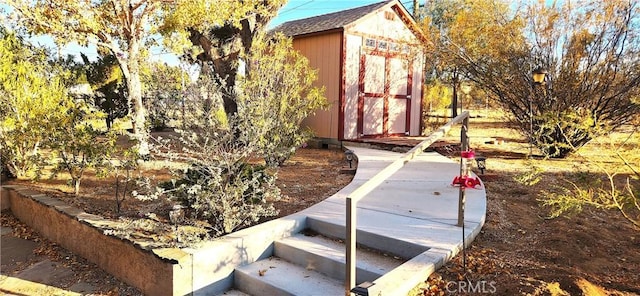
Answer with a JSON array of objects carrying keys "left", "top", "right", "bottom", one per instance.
[{"left": 293, "top": 32, "right": 342, "bottom": 139}]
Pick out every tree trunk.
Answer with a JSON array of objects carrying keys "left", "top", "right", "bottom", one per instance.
[
  {"left": 189, "top": 27, "right": 241, "bottom": 118},
  {"left": 452, "top": 84, "right": 458, "bottom": 118},
  {"left": 106, "top": 114, "right": 113, "bottom": 130},
  {"left": 213, "top": 59, "right": 239, "bottom": 117},
  {"left": 123, "top": 42, "right": 150, "bottom": 158},
  {"left": 74, "top": 178, "right": 81, "bottom": 195},
  {"left": 451, "top": 71, "right": 459, "bottom": 118}
]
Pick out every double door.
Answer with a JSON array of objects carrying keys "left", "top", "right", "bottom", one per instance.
[{"left": 358, "top": 53, "right": 412, "bottom": 137}]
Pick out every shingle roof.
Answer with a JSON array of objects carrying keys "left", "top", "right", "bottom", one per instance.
[{"left": 272, "top": 1, "right": 391, "bottom": 37}]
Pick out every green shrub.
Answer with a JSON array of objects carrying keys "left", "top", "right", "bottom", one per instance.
[
  {"left": 48, "top": 101, "right": 117, "bottom": 195},
  {"left": 0, "top": 28, "right": 66, "bottom": 178},
  {"left": 239, "top": 33, "right": 327, "bottom": 167}
]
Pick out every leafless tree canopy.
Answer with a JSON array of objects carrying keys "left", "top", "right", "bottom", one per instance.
[{"left": 425, "top": 0, "right": 640, "bottom": 158}]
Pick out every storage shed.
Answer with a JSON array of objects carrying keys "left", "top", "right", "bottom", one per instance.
[{"left": 273, "top": 0, "right": 425, "bottom": 143}]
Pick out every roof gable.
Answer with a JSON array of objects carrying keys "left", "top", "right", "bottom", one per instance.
[{"left": 272, "top": 1, "right": 392, "bottom": 37}]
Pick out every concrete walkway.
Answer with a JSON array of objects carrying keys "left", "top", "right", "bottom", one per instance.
[
  {"left": 225, "top": 145, "right": 487, "bottom": 295},
  {"left": 318, "top": 146, "right": 484, "bottom": 292},
  {"left": 308, "top": 145, "right": 486, "bottom": 248}
]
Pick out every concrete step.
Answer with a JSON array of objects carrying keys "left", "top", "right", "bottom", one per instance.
[
  {"left": 306, "top": 216, "right": 429, "bottom": 259},
  {"left": 274, "top": 233, "right": 404, "bottom": 283},
  {"left": 234, "top": 256, "right": 343, "bottom": 296}
]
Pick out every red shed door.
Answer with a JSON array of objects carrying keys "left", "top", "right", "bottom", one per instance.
[{"left": 358, "top": 53, "right": 411, "bottom": 137}]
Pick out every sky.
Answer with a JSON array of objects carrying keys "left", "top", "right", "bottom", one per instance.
[
  {"left": 5, "top": 0, "right": 539, "bottom": 66},
  {"left": 3, "top": 1, "right": 407, "bottom": 66}
]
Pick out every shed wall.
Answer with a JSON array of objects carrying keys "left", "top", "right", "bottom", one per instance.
[
  {"left": 292, "top": 32, "right": 342, "bottom": 139},
  {"left": 348, "top": 7, "right": 416, "bottom": 41},
  {"left": 343, "top": 34, "right": 362, "bottom": 140}
]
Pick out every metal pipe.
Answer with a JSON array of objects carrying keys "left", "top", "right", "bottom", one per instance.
[
  {"left": 457, "top": 117, "right": 468, "bottom": 227},
  {"left": 345, "top": 197, "right": 356, "bottom": 295}
]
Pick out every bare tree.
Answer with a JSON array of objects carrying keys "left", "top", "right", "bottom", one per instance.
[
  {"left": 420, "top": 1, "right": 640, "bottom": 157},
  {"left": 448, "top": 1, "right": 640, "bottom": 158}
]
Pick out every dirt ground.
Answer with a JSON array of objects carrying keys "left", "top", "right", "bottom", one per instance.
[
  {"left": 416, "top": 115, "right": 640, "bottom": 295},
  {"left": 2, "top": 115, "right": 640, "bottom": 295},
  {"left": 419, "top": 173, "right": 640, "bottom": 295}
]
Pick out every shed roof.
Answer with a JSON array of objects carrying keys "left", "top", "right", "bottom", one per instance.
[{"left": 272, "top": 1, "right": 390, "bottom": 37}]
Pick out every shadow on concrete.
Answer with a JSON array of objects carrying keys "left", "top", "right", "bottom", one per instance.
[{"left": 0, "top": 224, "right": 94, "bottom": 295}]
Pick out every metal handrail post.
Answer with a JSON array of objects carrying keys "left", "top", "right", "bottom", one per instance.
[
  {"left": 457, "top": 117, "right": 469, "bottom": 227},
  {"left": 345, "top": 197, "right": 356, "bottom": 295}
]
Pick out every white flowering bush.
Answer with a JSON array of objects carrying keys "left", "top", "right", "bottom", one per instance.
[{"left": 156, "top": 113, "right": 281, "bottom": 237}]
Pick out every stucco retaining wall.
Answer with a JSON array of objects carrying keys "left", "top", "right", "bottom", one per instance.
[
  {"left": 0, "top": 186, "right": 9, "bottom": 210},
  {"left": 0, "top": 185, "right": 308, "bottom": 295},
  {"left": 0, "top": 185, "right": 192, "bottom": 296}
]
